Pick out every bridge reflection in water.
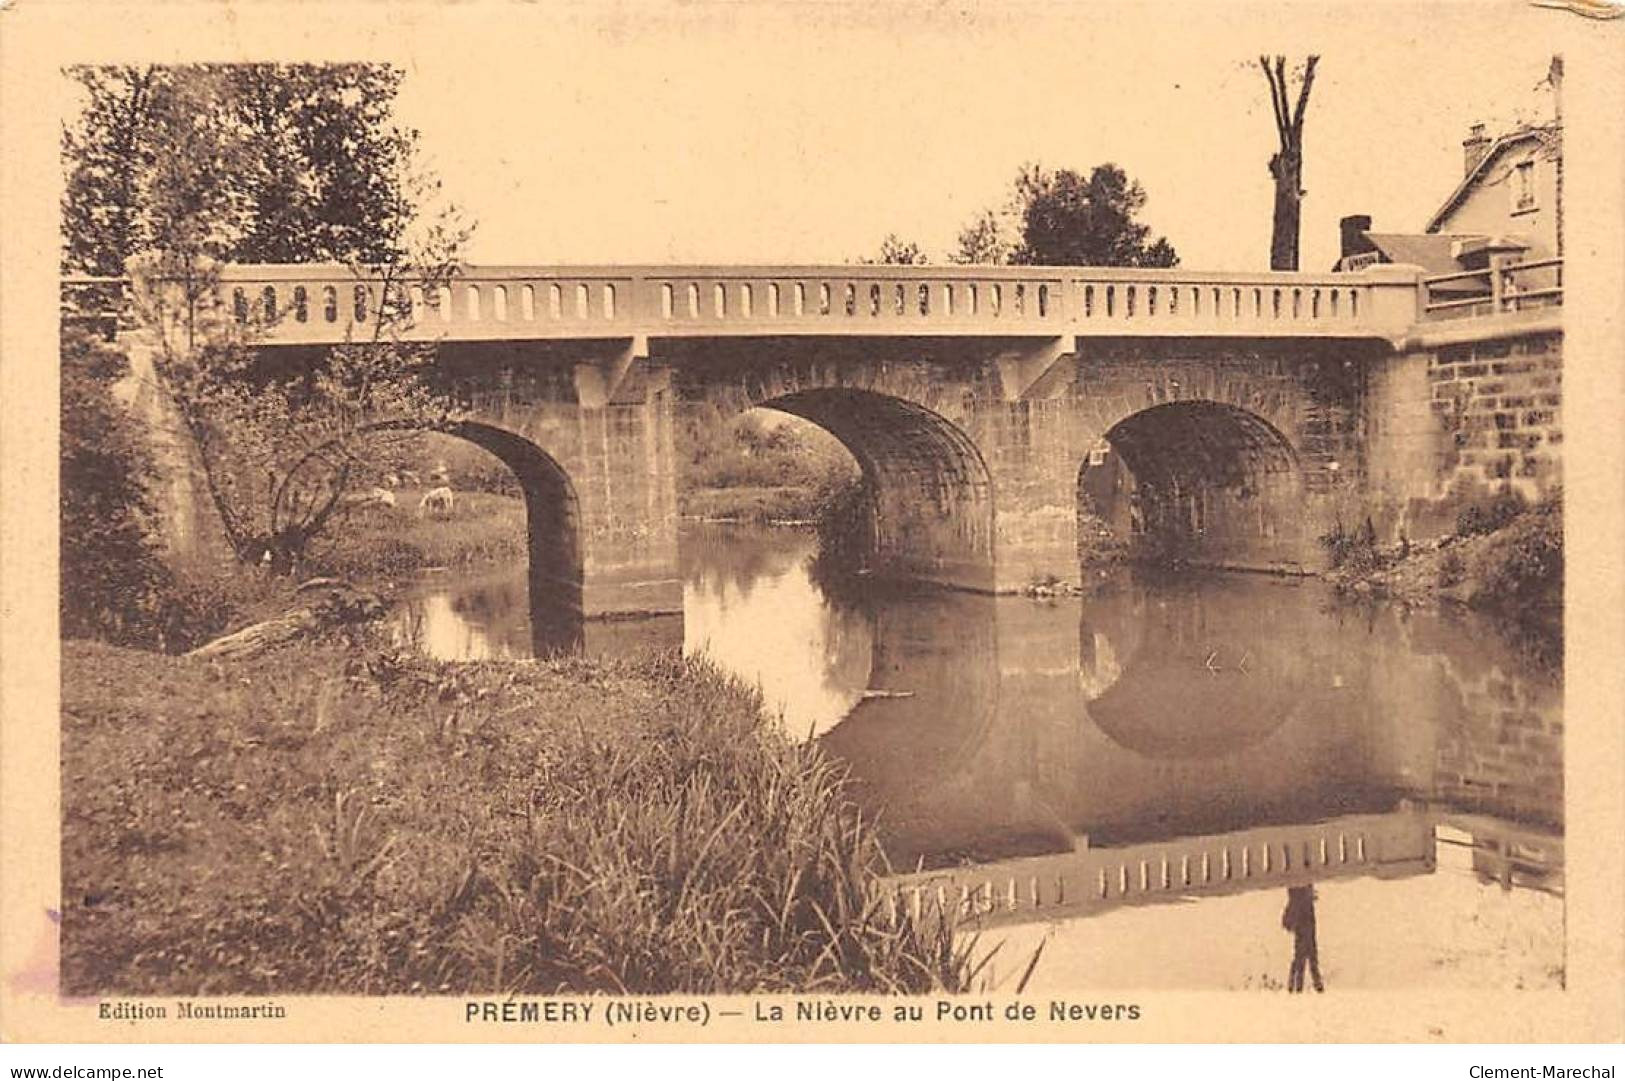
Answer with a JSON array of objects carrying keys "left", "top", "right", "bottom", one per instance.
[
  {"left": 387, "top": 522, "right": 1564, "bottom": 982},
  {"left": 884, "top": 810, "right": 1435, "bottom": 929}
]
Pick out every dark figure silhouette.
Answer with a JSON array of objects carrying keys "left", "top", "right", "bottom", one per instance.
[{"left": 1281, "top": 885, "right": 1324, "bottom": 993}]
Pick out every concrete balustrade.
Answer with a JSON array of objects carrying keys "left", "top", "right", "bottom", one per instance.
[
  {"left": 169, "top": 262, "right": 1428, "bottom": 346},
  {"left": 882, "top": 809, "right": 1436, "bottom": 928}
]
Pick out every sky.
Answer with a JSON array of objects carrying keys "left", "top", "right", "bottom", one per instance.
[{"left": 384, "top": 3, "right": 1561, "bottom": 273}]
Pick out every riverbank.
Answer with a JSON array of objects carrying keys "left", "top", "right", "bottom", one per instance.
[
  {"left": 312, "top": 489, "right": 528, "bottom": 582},
  {"left": 136, "top": 490, "right": 530, "bottom": 654},
  {"left": 1323, "top": 495, "right": 1563, "bottom": 664},
  {"left": 679, "top": 484, "right": 825, "bottom": 525},
  {"left": 1325, "top": 497, "right": 1560, "bottom": 610},
  {"left": 61, "top": 635, "right": 973, "bottom": 995}
]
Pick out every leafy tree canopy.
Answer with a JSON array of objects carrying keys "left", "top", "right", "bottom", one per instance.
[
  {"left": 62, "top": 64, "right": 470, "bottom": 577},
  {"left": 62, "top": 64, "right": 425, "bottom": 275},
  {"left": 949, "top": 209, "right": 1009, "bottom": 266},
  {"left": 949, "top": 163, "right": 1178, "bottom": 268},
  {"left": 862, "top": 233, "right": 928, "bottom": 266},
  {"left": 1008, "top": 163, "right": 1179, "bottom": 267}
]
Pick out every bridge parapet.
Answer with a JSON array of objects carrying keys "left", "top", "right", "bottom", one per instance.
[
  {"left": 1420, "top": 257, "right": 1563, "bottom": 328},
  {"left": 881, "top": 810, "right": 1436, "bottom": 929},
  {"left": 110, "top": 262, "right": 1428, "bottom": 347}
]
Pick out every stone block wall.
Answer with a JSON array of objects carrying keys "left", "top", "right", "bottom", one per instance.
[
  {"left": 448, "top": 341, "right": 683, "bottom": 616},
  {"left": 1000, "top": 342, "right": 1377, "bottom": 580},
  {"left": 1365, "top": 329, "right": 1563, "bottom": 543}
]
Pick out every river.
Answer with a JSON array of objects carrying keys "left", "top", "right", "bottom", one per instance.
[{"left": 387, "top": 521, "right": 1565, "bottom": 992}]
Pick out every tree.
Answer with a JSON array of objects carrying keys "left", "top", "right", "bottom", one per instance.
[
  {"left": 63, "top": 64, "right": 471, "bottom": 575},
  {"left": 1010, "top": 164, "right": 1179, "bottom": 267},
  {"left": 949, "top": 208, "right": 1010, "bottom": 265},
  {"left": 63, "top": 64, "right": 424, "bottom": 274},
  {"left": 861, "top": 233, "right": 928, "bottom": 266},
  {"left": 59, "top": 325, "right": 174, "bottom": 645},
  {"left": 952, "top": 163, "right": 1178, "bottom": 268},
  {"left": 1259, "top": 55, "right": 1319, "bottom": 271}
]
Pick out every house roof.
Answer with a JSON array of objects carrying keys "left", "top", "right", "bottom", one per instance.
[
  {"left": 1363, "top": 233, "right": 1479, "bottom": 276},
  {"left": 1425, "top": 128, "right": 1550, "bottom": 233}
]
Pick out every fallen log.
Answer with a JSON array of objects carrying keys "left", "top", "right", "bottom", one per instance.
[
  {"left": 186, "top": 579, "right": 387, "bottom": 661},
  {"left": 186, "top": 608, "right": 324, "bottom": 660}
]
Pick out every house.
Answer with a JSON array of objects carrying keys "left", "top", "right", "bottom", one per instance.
[{"left": 1333, "top": 107, "right": 1563, "bottom": 315}]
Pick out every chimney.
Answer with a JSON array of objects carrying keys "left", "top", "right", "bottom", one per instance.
[
  {"left": 1463, "top": 122, "right": 1492, "bottom": 176},
  {"left": 1339, "top": 214, "right": 1374, "bottom": 259}
]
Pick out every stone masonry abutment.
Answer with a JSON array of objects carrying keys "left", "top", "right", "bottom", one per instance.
[{"left": 437, "top": 340, "right": 682, "bottom": 617}]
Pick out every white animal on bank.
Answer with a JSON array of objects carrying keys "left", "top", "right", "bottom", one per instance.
[
  {"left": 345, "top": 487, "right": 397, "bottom": 509},
  {"left": 419, "top": 486, "right": 455, "bottom": 518}
]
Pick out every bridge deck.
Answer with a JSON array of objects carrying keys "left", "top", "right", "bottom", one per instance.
[{"left": 121, "top": 262, "right": 1429, "bottom": 347}]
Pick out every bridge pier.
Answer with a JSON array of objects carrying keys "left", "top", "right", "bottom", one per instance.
[{"left": 446, "top": 341, "right": 682, "bottom": 618}]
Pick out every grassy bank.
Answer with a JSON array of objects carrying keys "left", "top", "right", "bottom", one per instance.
[
  {"left": 61, "top": 636, "right": 974, "bottom": 995},
  {"left": 310, "top": 488, "right": 528, "bottom": 582},
  {"left": 1325, "top": 492, "right": 1562, "bottom": 635},
  {"left": 680, "top": 484, "right": 825, "bottom": 524},
  {"left": 111, "top": 489, "right": 530, "bottom": 655}
]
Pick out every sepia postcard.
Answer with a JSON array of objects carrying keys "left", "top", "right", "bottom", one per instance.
[{"left": 1, "top": 0, "right": 1622, "bottom": 1047}]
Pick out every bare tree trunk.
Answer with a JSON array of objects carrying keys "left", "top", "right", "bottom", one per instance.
[
  {"left": 1261, "top": 55, "right": 1319, "bottom": 272},
  {"left": 1270, "top": 149, "right": 1303, "bottom": 271}
]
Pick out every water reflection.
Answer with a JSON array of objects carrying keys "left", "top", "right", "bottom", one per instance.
[
  {"left": 1282, "top": 886, "right": 1324, "bottom": 993},
  {"left": 387, "top": 521, "right": 1564, "bottom": 988},
  {"left": 390, "top": 569, "right": 694, "bottom": 660},
  {"left": 391, "top": 573, "right": 532, "bottom": 660},
  {"left": 681, "top": 524, "right": 872, "bottom": 737}
]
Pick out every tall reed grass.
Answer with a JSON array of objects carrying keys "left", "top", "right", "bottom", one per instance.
[{"left": 61, "top": 638, "right": 986, "bottom": 995}]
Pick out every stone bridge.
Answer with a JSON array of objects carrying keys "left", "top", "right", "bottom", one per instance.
[{"left": 107, "top": 260, "right": 1561, "bottom": 618}]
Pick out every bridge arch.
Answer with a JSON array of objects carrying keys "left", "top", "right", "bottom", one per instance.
[
  {"left": 368, "top": 418, "right": 584, "bottom": 653},
  {"left": 738, "top": 387, "right": 996, "bottom": 591},
  {"left": 449, "top": 421, "right": 583, "bottom": 637},
  {"left": 1078, "top": 400, "right": 1305, "bottom": 569}
]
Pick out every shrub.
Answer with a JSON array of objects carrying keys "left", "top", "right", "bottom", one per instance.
[
  {"left": 1437, "top": 549, "right": 1466, "bottom": 589},
  {"left": 60, "top": 329, "right": 180, "bottom": 649},
  {"left": 450, "top": 456, "right": 521, "bottom": 497},
  {"left": 1456, "top": 486, "right": 1527, "bottom": 537},
  {"left": 1319, "top": 520, "right": 1377, "bottom": 574},
  {"left": 1468, "top": 492, "right": 1562, "bottom": 618},
  {"left": 678, "top": 408, "right": 859, "bottom": 496}
]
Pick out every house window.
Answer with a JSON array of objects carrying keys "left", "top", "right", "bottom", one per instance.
[{"left": 1512, "top": 160, "right": 1537, "bottom": 213}]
